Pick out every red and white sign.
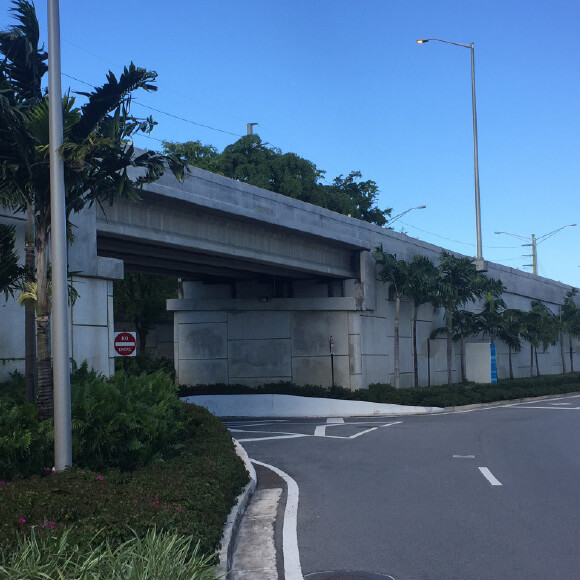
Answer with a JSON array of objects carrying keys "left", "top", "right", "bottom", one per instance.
[{"left": 113, "top": 332, "right": 137, "bottom": 357}]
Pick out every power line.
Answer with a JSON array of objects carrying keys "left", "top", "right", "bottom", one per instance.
[
  {"left": 60, "top": 73, "right": 242, "bottom": 140},
  {"left": 398, "top": 220, "right": 521, "bottom": 249}
]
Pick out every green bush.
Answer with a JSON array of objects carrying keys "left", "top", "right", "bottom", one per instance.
[
  {"left": 71, "top": 365, "right": 189, "bottom": 471},
  {"left": 114, "top": 353, "right": 176, "bottom": 380},
  {"left": 0, "top": 403, "right": 249, "bottom": 558},
  {"left": 0, "top": 398, "right": 53, "bottom": 481}
]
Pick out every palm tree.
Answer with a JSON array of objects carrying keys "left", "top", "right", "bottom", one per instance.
[
  {"left": 0, "top": 0, "right": 186, "bottom": 418},
  {"left": 406, "top": 255, "right": 439, "bottom": 387},
  {"left": 373, "top": 247, "right": 412, "bottom": 388},
  {"left": 561, "top": 289, "right": 580, "bottom": 373},
  {"left": 430, "top": 309, "right": 479, "bottom": 383},
  {"left": 434, "top": 251, "right": 486, "bottom": 384},
  {"left": 522, "top": 301, "right": 559, "bottom": 377},
  {"left": 0, "top": 224, "right": 25, "bottom": 298},
  {"left": 498, "top": 309, "right": 524, "bottom": 380}
]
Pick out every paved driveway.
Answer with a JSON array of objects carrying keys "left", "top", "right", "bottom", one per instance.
[{"left": 230, "top": 394, "right": 580, "bottom": 579}]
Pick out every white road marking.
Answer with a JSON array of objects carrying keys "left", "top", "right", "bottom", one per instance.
[
  {"left": 550, "top": 402, "right": 572, "bottom": 406},
  {"left": 478, "top": 467, "right": 502, "bottom": 486},
  {"left": 314, "top": 425, "right": 327, "bottom": 437},
  {"left": 252, "top": 460, "right": 304, "bottom": 580},
  {"left": 511, "top": 406, "right": 580, "bottom": 410},
  {"left": 236, "top": 434, "right": 309, "bottom": 442},
  {"left": 326, "top": 417, "right": 344, "bottom": 423},
  {"left": 349, "top": 426, "right": 379, "bottom": 439},
  {"left": 453, "top": 454, "right": 476, "bottom": 459},
  {"left": 230, "top": 429, "right": 303, "bottom": 435}
]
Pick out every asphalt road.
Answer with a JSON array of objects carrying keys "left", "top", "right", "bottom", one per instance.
[{"left": 231, "top": 395, "right": 580, "bottom": 580}]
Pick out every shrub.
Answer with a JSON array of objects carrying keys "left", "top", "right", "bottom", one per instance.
[
  {"left": 115, "top": 353, "right": 176, "bottom": 380},
  {"left": 0, "top": 397, "right": 53, "bottom": 481},
  {"left": 71, "top": 365, "right": 189, "bottom": 471}
]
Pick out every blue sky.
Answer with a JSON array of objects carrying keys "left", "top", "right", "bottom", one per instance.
[{"left": 28, "top": 0, "right": 580, "bottom": 288}]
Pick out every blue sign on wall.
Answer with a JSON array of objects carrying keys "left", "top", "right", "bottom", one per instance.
[{"left": 490, "top": 343, "right": 498, "bottom": 383}]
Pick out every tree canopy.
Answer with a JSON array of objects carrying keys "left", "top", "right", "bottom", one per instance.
[{"left": 163, "top": 135, "right": 391, "bottom": 226}]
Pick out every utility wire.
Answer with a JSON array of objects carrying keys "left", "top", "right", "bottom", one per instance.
[{"left": 60, "top": 73, "right": 242, "bottom": 140}]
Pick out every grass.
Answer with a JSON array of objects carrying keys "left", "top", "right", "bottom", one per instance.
[{"left": 179, "top": 372, "right": 580, "bottom": 409}]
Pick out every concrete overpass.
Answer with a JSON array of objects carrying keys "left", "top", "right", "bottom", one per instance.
[{"left": 1, "top": 166, "right": 577, "bottom": 388}]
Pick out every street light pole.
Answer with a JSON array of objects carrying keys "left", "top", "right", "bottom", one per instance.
[
  {"left": 47, "top": 0, "right": 72, "bottom": 471},
  {"left": 388, "top": 204, "right": 427, "bottom": 227},
  {"left": 417, "top": 38, "right": 484, "bottom": 270}
]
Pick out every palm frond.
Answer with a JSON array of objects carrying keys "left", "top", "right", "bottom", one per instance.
[{"left": 70, "top": 63, "right": 158, "bottom": 142}]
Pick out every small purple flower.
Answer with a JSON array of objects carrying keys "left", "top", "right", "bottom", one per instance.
[
  {"left": 19, "top": 517, "right": 26, "bottom": 524},
  {"left": 96, "top": 475, "right": 104, "bottom": 482}
]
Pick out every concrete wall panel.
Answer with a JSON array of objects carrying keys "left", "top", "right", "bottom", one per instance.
[
  {"left": 292, "top": 311, "right": 348, "bottom": 356},
  {"left": 292, "top": 355, "right": 349, "bottom": 387},
  {"left": 72, "top": 326, "right": 109, "bottom": 372},
  {"left": 229, "top": 339, "right": 291, "bottom": 378},
  {"left": 179, "top": 359, "right": 228, "bottom": 385},
  {"left": 178, "top": 323, "right": 227, "bottom": 359},
  {"left": 228, "top": 311, "right": 291, "bottom": 340}
]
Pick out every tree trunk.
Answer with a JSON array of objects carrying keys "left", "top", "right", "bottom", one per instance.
[
  {"left": 446, "top": 312, "right": 453, "bottom": 384},
  {"left": 460, "top": 337, "right": 466, "bottom": 383},
  {"left": 535, "top": 347, "right": 541, "bottom": 377},
  {"left": 508, "top": 345, "right": 514, "bottom": 380},
  {"left": 570, "top": 335, "right": 575, "bottom": 373},
  {"left": 412, "top": 306, "right": 418, "bottom": 388},
  {"left": 530, "top": 343, "right": 534, "bottom": 377},
  {"left": 560, "top": 331, "right": 566, "bottom": 374},
  {"left": 24, "top": 206, "right": 37, "bottom": 403},
  {"left": 36, "top": 222, "right": 53, "bottom": 420},
  {"left": 393, "top": 296, "right": 400, "bottom": 388}
]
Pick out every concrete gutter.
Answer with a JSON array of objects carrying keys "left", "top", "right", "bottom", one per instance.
[
  {"left": 180, "top": 393, "right": 444, "bottom": 418},
  {"left": 217, "top": 440, "right": 257, "bottom": 578}
]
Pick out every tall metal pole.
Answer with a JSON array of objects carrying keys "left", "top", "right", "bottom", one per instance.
[
  {"left": 47, "top": 0, "right": 72, "bottom": 470},
  {"left": 531, "top": 234, "right": 537, "bottom": 276},
  {"left": 417, "top": 38, "right": 485, "bottom": 269},
  {"left": 469, "top": 43, "right": 483, "bottom": 265}
]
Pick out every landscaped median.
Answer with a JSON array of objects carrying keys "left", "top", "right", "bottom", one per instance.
[{"left": 0, "top": 367, "right": 249, "bottom": 579}]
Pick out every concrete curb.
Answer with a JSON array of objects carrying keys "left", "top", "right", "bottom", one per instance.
[
  {"left": 217, "top": 439, "right": 257, "bottom": 579},
  {"left": 445, "top": 390, "right": 580, "bottom": 412},
  {"left": 181, "top": 393, "right": 444, "bottom": 418}
]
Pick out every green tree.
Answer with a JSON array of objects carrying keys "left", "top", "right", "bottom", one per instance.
[
  {"left": 560, "top": 288, "right": 580, "bottom": 373},
  {"left": 373, "top": 248, "right": 413, "bottom": 388},
  {"left": 522, "top": 301, "right": 559, "bottom": 377},
  {"left": 320, "top": 171, "right": 391, "bottom": 226},
  {"left": 0, "top": 224, "right": 25, "bottom": 299},
  {"left": 434, "top": 251, "right": 486, "bottom": 384},
  {"left": 405, "top": 254, "right": 439, "bottom": 387},
  {"left": 430, "top": 309, "right": 479, "bottom": 383},
  {"left": 499, "top": 308, "right": 524, "bottom": 380},
  {"left": 114, "top": 272, "right": 177, "bottom": 351},
  {"left": 162, "top": 139, "right": 221, "bottom": 173},
  {"left": 0, "top": 1, "right": 185, "bottom": 418}
]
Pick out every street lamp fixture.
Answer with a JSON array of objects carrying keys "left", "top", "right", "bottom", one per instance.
[
  {"left": 388, "top": 204, "right": 427, "bottom": 227},
  {"left": 494, "top": 224, "right": 576, "bottom": 275},
  {"left": 417, "top": 38, "right": 484, "bottom": 271}
]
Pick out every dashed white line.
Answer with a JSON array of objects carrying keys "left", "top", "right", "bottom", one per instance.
[
  {"left": 478, "top": 467, "right": 502, "bottom": 486},
  {"left": 326, "top": 417, "right": 344, "bottom": 424},
  {"left": 252, "top": 459, "right": 304, "bottom": 580},
  {"left": 453, "top": 454, "right": 476, "bottom": 459}
]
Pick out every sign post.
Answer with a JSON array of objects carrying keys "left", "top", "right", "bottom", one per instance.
[{"left": 329, "top": 336, "right": 335, "bottom": 389}]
